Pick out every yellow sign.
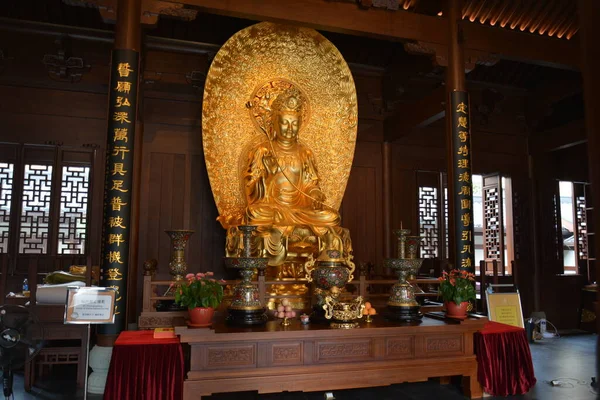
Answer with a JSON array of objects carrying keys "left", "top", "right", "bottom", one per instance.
[{"left": 486, "top": 292, "right": 524, "bottom": 328}]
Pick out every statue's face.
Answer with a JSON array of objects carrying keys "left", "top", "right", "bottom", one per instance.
[{"left": 274, "top": 112, "right": 300, "bottom": 141}]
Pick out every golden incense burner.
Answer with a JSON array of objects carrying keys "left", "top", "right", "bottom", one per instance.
[{"left": 323, "top": 295, "right": 365, "bottom": 329}]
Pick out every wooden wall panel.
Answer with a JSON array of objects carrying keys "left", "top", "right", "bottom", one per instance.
[
  {"left": 341, "top": 140, "right": 384, "bottom": 269},
  {"left": 141, "top": 152, "right": 187, "bottom": 276},
  {"left": 0, "top": 30, "right": 546, "bottom": 326},
  {"left": 189, "top": 154, "right": 226, "bottom": 277},
  {"left": 342, "top": 166, "right": 380, "bottom": 268}
]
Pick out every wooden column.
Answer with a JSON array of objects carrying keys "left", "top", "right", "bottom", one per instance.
[
  {"left": 98, "top": 0, "right": 142, "bottom": 342},
  {"left": 578, "top": 0, "right": 600, "bottom": 337},
  {"left": 446, "top": 0, "right": 475, "bottom": 273},
  {"left": 383, "top": 141, "right": 392, "bottom": 259}
]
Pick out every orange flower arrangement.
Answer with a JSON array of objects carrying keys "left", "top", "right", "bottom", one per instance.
[{"left": 438, "top": 269, "right": 476, "bottom": 305}]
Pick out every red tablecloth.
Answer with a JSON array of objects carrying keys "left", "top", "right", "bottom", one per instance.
[
  {"left": 475, "top": 321, "right": 537, "bottom": 396},
  {"left": 104, "top": 330, "right": 184, "bottom": 400}
]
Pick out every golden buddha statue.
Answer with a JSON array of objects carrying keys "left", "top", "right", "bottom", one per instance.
[
  {"left": 221, "top": 88, "right": 351, "bottom": 270},
  {"left": 201, "top": 22, "right": 358, "bottom": 297}
]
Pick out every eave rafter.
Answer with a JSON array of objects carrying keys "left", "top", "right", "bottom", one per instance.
[
  {"left": 172, "top": 0, "right": 579, "bottom": 70},
  {"left": 64, "top": 0, "right": 579, "bottom": 70}
]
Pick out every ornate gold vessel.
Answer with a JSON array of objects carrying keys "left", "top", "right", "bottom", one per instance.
[
  {"left": 223, "top": 225, "right": 268, "bottom": 325},
  {"left": 323, "top": 295, "right": 365, "bottom": 329},
  {"left": 384, "top": 228, "right": 423, "bottom": 322},
  {"left": 304, "top": 240, "right": 356, "bottom": 321},
  {"left": 165, "top": 230, "right": 194, "bottom": 281}
]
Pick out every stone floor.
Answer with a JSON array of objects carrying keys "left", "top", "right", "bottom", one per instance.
[{"left": 9, "top": 333, "right": 599, "bottom": 400}]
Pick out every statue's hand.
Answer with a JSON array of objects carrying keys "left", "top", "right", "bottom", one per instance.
[
  {"left": 263, "top": 155, "right": 278, "bottom": 174},
  {"left": 311, "top": 190, "right": 326, "bottom": 210}
]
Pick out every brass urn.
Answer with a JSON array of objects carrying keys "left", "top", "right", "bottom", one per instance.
[
  {"left": 304, "top": 246, "right": 355, "bottom": 321},
  {"left": 165, "top": 230, "right": 194, "bottom": 281}
]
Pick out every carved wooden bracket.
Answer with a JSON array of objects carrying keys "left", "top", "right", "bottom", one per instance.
[
  {"left": 42, "top": 36, "right": 91, "bottom": 83},
  {"left": 403, "top": 41, "right": 499, "bottom": 72},
  {"left": 142, "top": 1, "right": 198, "bottom": 25},
  {"left": 372, "top": 0, "right": 399, "bottom": 11},
  {"left": 62, "top": 0, "right": 198, "bottom": 25},
  {"left": 186, "top": 70, "right": 207, "bottom": 90},
  {"left": 44, "top": 140, "right": 65, "bottom": 146},
  {"left": 142, "top": 71, "right": 163, "bottom": 85}
]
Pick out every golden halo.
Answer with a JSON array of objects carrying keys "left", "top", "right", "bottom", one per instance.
[
  {"left": 202, "top": 22, "right": 358, "bottom": 224},
  {"left": 248, "top": 78, "right": 311, "bottom": 139}
]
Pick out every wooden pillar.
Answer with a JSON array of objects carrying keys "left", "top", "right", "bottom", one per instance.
[
  {"left": 578, "top": 0, "right": 600, "bottom": 338},
  {"left": 98, "top": 0, "right": 142, "bottom": 342},
  {"left": 383, "top": 142, "right": 392, "bottom": 259},
  {"left": 445, "top": 0, "right": 475, "bottom": 273}
]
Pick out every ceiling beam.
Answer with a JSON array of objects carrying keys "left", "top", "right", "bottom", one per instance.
[
  {"left": 384, "top": 85, "right": 446, "bottom": 142},
  {"left": 529, "top": 119, "right": 587, "bottom": 153},
  {"left": 526, "top": 78, "right": 583, "bottom": 130},
  {"left": 171, "top": 0, "right": 579, "bottom": 69}
]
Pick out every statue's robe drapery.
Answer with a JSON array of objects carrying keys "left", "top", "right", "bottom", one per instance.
[{"left": 243, "top": 140, "right": 340, "bottom": 237}]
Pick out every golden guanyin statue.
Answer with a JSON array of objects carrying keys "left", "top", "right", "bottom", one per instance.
[
  {"left": 202, "top": 22, "right": 358, "bottom": 286},
  {"left": 240, "top": 88, "right": 351, "bottom": 265}
]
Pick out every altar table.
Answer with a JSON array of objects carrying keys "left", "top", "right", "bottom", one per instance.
[
  {"left": 104, "top": 330, "right": 184, "bottom": 400},
  {"left": 475, "top": 321, "right": 537, "bottom": 396},
  {"left": 175, "top": 316, "right": 487, "bottom": 400}
]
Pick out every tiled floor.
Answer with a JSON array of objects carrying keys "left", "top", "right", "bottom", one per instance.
[{"left": 10, "top": 333, "right": 599, "bottom": 400}]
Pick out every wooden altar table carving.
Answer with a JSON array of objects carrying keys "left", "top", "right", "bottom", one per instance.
[{"left": 176, "top": 316, "right": 486, "bottom": 399}]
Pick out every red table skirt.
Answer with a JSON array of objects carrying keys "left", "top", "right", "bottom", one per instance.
[
  {"left": 104, "top": 331, "right": 184, "bottom": 400},
  {"left": 475, "top": 321, "right": 537, "bottom": 396}
]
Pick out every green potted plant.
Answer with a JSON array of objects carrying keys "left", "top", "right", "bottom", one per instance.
[
  {"left": 438, "top": 269, "right": 476, "bottom": 318},
  {"left": 174, "top": 272, "right": 225, "bottom": 327}
]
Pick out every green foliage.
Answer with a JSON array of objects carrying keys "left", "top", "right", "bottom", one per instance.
[
  {"left": 438, "top": 269, "right": 476, "bottom": 305},
  {"left": 174, "top": 272, "right": 225, "bottom": 309}
]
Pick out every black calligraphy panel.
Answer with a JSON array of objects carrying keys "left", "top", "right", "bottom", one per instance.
[
  {"left": 451, "top": 91, "right": 475, "bottom": 273},
  {"left": 99, "top": 49, "right": 139, "bottom": 335}
]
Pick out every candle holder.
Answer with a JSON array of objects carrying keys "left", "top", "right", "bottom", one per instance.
[
  {"left": 405, "top": 236, "right": 421, "bottom": 260},
  {"left": 223, "top": 225, "right": 268, "bottom": 326},
  {"left": 393, "top": 228, "right": 411, "bottom": 259},
  {"left": 384, "top": 229, "right": 423, "bottom": 322}
]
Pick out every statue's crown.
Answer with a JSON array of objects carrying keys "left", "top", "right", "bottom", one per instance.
[{"left": 271, "top": 88, "right": 304, "bottom": 115}]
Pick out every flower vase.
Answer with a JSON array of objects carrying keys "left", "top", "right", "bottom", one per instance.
[
  {"left": 445, "top": 301, "right": 469, "bottom": 319},
  {"left": 188, "top": 307, "right": 215, "bottom": 327}
]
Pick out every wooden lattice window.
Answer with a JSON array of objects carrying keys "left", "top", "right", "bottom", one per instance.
[
  {"left": 418, "top": 186, "right": 439, "bottom": 258},
  {"left": 483, "top": 175, "right": 503, "bottom": 262},
  {"left": 57, "top": 166, "right": 90, "bottom": 255},
  {"left": 423, "top": 172, "right": 514, "bottom": 274},
  {"left": 477, "top": 174, "right": 513, "bottom": 275},
  {"left": 416, "top": 171, "right": 447, "bottom": 259},
  {"left": 0, "top": 143, "right": 94, "bottom": 258},
  {"left": 19, "top": 164, "right": 54, "bottom": 254},
  {"left": 575, "top": 194, "right": 588, "bottom": 260},
  {"left": 0, "top": 162, "right": 13, "bottom": 254}
]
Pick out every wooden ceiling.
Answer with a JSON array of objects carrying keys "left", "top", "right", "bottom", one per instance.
[{"left": 397, "top": 0, "right": 579, "bottom": 40}]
